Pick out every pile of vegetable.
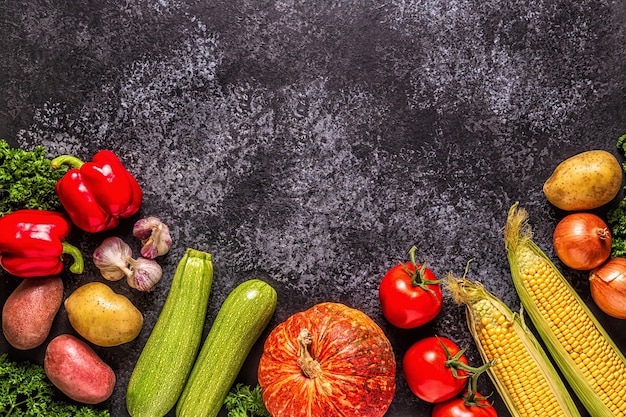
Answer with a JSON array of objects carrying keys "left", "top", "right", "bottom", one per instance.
[
  {"left": 543, "top": 145, "right": 626, "bottom": 319},
  {"left": 0, "top": 141, "right": 171, "bottom": 413},
  {"left": 2, "top": 136, "right": 626, "bottom": 417}
]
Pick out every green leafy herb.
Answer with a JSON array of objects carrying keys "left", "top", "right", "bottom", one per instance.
[
  {"left": 0, "top": 139, "right": 66, "bottom": 215},
  {"left": 224, "top": 384, "right": 270, "bottom": 417},
  {"left": 607, "top": 133, "right": 626, "bottom": 257},
  {"left": 0, "top": 353, "right": 110, "bottom": 417}
]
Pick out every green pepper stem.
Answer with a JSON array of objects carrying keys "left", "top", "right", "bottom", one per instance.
[
  {"left": 62, "top": 241, "right": 84, "bottom": 274},
  {"left": 50, "top": 154, "right": 85, "bottom": 170}
]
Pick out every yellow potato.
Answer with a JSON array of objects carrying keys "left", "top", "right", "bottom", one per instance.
[
  {"left": 64, "top": 282, "right": 143, "bottom": 347},
  {"left": 543, "top": 149, "right": 623, "bottom": 211}
]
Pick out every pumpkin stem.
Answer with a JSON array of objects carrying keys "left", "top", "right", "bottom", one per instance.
[{"left": 297, "top": 329, "right": 322, "bottom": 379}]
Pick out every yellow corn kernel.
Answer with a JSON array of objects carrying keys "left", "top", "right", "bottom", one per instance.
[
  {"left": 505, "top": 203, "right": 626, "bottom": 417},
  {"left": 446, "top": 275, "right": 582, "bottom": 417}
]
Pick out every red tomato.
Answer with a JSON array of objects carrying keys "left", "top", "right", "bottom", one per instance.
[
  {"left": 378, "top": 248, "right": 442, "bottom": 329},
  {"left": 432, "top": 393, "right": 498, "bottom": 417},
  {"left": 403, "top": 336, "right": 468, "bottom": 403}
]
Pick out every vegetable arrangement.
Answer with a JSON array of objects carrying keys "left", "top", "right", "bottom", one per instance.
[
  {"left": 0, "top": 142, "right": 167, "bottom": 414},
  {"left": 447, "top": 271, "right": 581, "bottom": 416},
  {"left": 505, "top": 204, "right": 626, "bottom": 416},
  {"left": 2, "top": 136, "right": 626, "bottom": 417},
  {"left": 545, "top": 144, "right": 626, "bottom": 318}
]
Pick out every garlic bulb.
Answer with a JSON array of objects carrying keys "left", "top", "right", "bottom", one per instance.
[
  {"left": 127, "top": 257, "right": 163, "bottom": 291},
  {"left": 133, "top": 217, "right": 172, "bottom": 259},
  {"left": 93, "top": 237, "right": 133, "bottom": 281},
  {"left": 93, "top": 236, "right": 163, "bottom": 291}
]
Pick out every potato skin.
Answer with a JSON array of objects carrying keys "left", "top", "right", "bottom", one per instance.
[
  {"left": 44, "top": 334, "right": 116, "bottom": 404},
  {"left": 543, "top": 149, "right": 623, "bottom": 211},
  {"left": 64, "top": 282, "right": 143, "bottom": 347},
  {"left": 2, "top": 276, "right": 63, "bottom": 350}
]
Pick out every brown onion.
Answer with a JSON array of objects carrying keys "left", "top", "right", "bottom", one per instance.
[
  {"left": 590, "top": 257, "right": 626, "bottom": 319},
  {"left": 553, "top": 213, "right": 611, "bottom": 270}
]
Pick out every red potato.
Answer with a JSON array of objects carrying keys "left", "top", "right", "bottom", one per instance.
[
  {"left": 44, "top": 334, "right": 116, "bottom": 404},
  {"left": 2, "top": 276, "right": 63, "bottom": 350}
]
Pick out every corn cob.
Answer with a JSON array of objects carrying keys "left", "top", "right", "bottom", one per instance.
[
  {"left": 504, "top": 203, "right": 626, "bottom": 417},
  {"left": 446, "top": 273, "right": 582, "bottom": 417}
]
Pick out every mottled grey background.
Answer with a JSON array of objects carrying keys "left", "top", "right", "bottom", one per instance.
[{"left": 2, "top": 0, "right": 626, "bottom": 416}]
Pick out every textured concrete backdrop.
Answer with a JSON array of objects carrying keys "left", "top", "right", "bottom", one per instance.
[{"left": 2, "top": 1, "right": 626, "bottom": 416}]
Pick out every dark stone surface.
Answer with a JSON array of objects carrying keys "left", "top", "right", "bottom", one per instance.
[{"left": 2, "top": 1, "right": 626, "bottom": 416}]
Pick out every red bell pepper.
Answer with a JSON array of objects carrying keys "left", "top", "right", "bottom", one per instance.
[
  {"left": 51, "top": 150, "right": 143, "bottom": 233},
  {"left": 0, "top": 209, "right": 84, "bottom": 277}
]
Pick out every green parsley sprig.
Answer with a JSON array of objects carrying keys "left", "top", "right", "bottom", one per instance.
[
  {"left": 0, "top": 139, "right": 66, "bottom": 215},
  {"left": 224, "top": 384, "right": 270, "bottom": 417},
  {"left": 0, "top": 354, "right": 110, "bottom": 417}
]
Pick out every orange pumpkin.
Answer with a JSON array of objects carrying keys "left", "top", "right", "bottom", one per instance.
[{"left": 258, "top": 302, "right": 396, "bottom": 417}]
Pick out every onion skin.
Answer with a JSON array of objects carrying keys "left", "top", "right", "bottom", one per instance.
[
  {"left": 590, "top": 257, "right": 626, "bottom": 319},
  {"left": 553, "top": 213, "right": 612, "bottom": 270}
]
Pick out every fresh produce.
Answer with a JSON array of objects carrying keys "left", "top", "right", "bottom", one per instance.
[
  {"left": 432, "top": 391, "right": 498, "bottom": 417},
  {"left": 177, "top": 279, "right": 277, "bottom": 417},
  {"left": 2, "top": 276, "right": 63, "bottom": 350},
  {"left": 378, "top": 246, "right": 442, "bottom": 328},
  {"left": 553, "top": 212, "right": 612, "bottom": 270},
  {"left": 224, "top": 384, "right": 271, "bottom": 417},
  {"left": 258, "top": 302, "right": 396, "bottom": 417},
  {"left": 126, "top": 248, "right": 214, "bottom": 417},
  {"left": 133, "top": 217, "right": 172, "bottom": 258},
  {"left": 0, "top": 139, "right": 66, "bottom": 215},
  {"left": 504, "top": 203, "right": 626, "bottom": 416},
  {"left": 0, "top": 353, "right": 110, "bottom": 416},
  {"left": 51, "top": 150, "right": 142, "bottom": 233},
  {"left": 446, "top": 272, "right": 581, "bottom": 416},
  {"left": 589, "top": 257, "right": 626, "bottom": 319},
  {"left": 64, "top": 282, "right": 144, "bottom": 347},
  {"left": 93, "top": 236, "right": 134, "bottom": 280},
  {"left": 607, "top": 134, "right": 626, "bottom": 257},
  {"left": 93, "top": 236, "right": 163, "bottom": 291},
  {"left": 44, "top": 334, "right": 116, "bottom": 404},
  {"left": 402, "top": 336, "right": 471, "bottom": 403},
  {"left": 0, "top": 209, "right": 83, "bottom": 277},
  {"left": 543, "top": 149, "right": 622, "bottom": 211}
]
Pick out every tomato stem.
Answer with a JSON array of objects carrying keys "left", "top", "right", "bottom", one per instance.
[
  {"left": 401, "top": 246, "right": 439, "bottom": 293},
  {"left": 438, "top": 336, "right": 496, "bottom": 406}
]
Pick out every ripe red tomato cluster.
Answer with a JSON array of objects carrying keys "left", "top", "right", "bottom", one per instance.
[
  {"left": 403, "top": 336, "right": 497, "bottom": 416},
  {"left": 378, "top": 248, "right": 497, "bottom": 417}
]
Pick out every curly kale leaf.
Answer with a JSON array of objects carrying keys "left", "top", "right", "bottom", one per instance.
[
  {"left": 224, "top": 384, "right": 270, "bottom": 417},
  {"left": 0, "top": 354, "right": 110, "bottom": 417},
  {"left": 608, "top": 133, "right": 626, "bottom": 258},
  {"left": 607, "top": 202, "right": 626, "bottom": 257},
  {"left": 0, "top": 140, "right": 66, "bottom": 215}
]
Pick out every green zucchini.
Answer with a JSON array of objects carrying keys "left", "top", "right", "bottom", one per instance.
[
  {"left": 126, "top": 248, "right": 213, "bottom": 417},
  {"left": 176, "top": 279, "right": 277, "bottom": 417}
]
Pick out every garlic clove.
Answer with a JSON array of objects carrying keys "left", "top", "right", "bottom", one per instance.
[
  {"left": 127, "top": 257, "right": 163, "bottom": 291},
  {"left": 93, "top": 237, "right": 133, "bottom": 281},
  {"left": 133, "top": 217, "right": 173, "bottom": 258}
]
